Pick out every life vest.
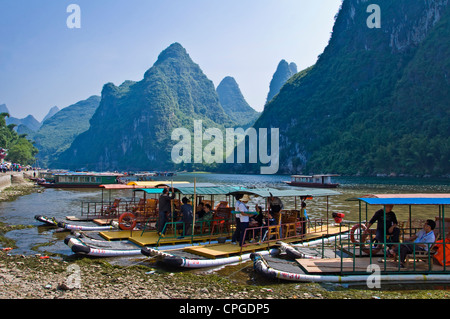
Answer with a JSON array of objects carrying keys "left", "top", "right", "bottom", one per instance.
[{"left": 433, "top": 239, "right": 450, "bottom": 266}]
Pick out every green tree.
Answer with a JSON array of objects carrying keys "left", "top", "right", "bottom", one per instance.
[{"left": 0, "top": 114, "right": 38, "bottom": 165}]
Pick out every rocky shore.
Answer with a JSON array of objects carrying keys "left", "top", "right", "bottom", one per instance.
[{"left": 1, "top": 252, "right": 450, "bottom": 300}]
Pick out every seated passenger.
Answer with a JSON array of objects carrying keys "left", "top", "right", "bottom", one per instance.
[{"left": 396, "top": 219, "right": 436, "bottom": 267}]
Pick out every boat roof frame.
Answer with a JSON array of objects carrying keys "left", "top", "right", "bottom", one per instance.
[
  {"left": 357, "top": 194, "right": 450, "bottom": 206},
  {"left": 227, "top": 187, "right": 341, "bottom": 198}
]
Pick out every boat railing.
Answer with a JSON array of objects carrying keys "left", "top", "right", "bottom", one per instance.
[
  {"left": 336, "top": 224, "right": 448, "bottom": 274},
  {"left": 153, "top": 218, "right": 234, "bottom": 246},
  {"left": 155, "top": 221, "right": 186, "bottom": 246},
  {"left": 239, "top": 218, "right": 328, "bottom": 253},
  {"left": 81, "top": 198, "right": 152, "bottom": 220}
]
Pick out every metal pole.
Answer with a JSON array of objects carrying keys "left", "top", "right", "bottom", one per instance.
[
  {"left": 409, "top": 205, "right": 412, "bottom": 238},
  {"left": 383, "top": 205, "right": 387, "bottom": 271},
  {"left": 191, "top": 178, "right": 196, "bottom": 243},
  {"left": 171, "top": 179, "right": 173, "bottom": 233},
  {"left": 327, "top": 196, "right": 329, "bottom": 236},
  {"left": 443, "top": 204, "right": 446, "bottom": 272}
]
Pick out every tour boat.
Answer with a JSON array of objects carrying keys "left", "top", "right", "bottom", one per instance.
[{"left": 285, "top": 174, "right": 340, "bottom": 188}]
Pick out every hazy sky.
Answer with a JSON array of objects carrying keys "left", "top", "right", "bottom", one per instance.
[{"left": 0, "top": 0, "right": 342, "bottom": 121}]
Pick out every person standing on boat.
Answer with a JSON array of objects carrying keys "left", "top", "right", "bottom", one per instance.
[
  {"left": 237, "top": 194, "right": 252, "bottom": 247},
  {"left": 269, "top": 194, "right": 283, "bottom": 237},
  {"left": 231, "top": 195, "right": 242, "bottom": 245},
  {"left": 180, "top": 197, "right": 193, "bottom": 236},
  {"left": 366, "top": 204, "right": 400, "bottom": 249},
  {"left": 158, "top": 187, "right": 175, "bottom": 237},
  {"left": 298, "top": 201, "right": 309, "bottom": 235},
  {"left": 232, "top": 194, "right": 252, "bottom": 246}
]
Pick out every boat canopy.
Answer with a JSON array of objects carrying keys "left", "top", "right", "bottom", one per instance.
[
  {"left": 291, "top": 174, "right": 339, "bottom": 178},
  {"left": 228, "top": 187, "right": 341, "bottom": 198},
  {"left": 155, "top": 182, "right": 217, "bottom": 189},
  {"left": 358, "top": 195, "right": 450, "bottom": 206},
  {"left": 134, "top": 188, "right": 165, "bottom": 194},
  {"left": 175, "top": 185, "right": 245, "bottom": 195},
  {"left": 136, "top": 184, "right": 246, "bottom": 196},
  {"left": 134, "top": 184, "right": 341, "bottom": 197},
  {"left": 126, "top": 181, "right": 189, "bottom": 187},
  {"left": 362, "top": 193, "right": 450, "bottom": 198},
  {"left": 100, "top": 184, "right": 140, "bottom": 190}
]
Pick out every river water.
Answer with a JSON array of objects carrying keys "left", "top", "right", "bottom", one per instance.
[{"left": 0, "top": 173, "right": 449, "bottom": 257}]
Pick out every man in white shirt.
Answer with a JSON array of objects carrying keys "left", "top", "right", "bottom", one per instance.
[
  {"left": 232, "top": 194, "right": 252, "bottom": 246},
  {"left": 397, "top": 219, "right": 436, "bottom": 267}
]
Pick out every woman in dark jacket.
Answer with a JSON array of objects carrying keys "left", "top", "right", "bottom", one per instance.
[{"left": 158, "top": 187, "right": 175, "bottom": 236}]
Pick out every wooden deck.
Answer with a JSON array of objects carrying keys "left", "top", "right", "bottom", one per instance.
[
  {"left": 183, "top": 243, "right": 264, "bottom": 258},
  {"left": 297, "top": 257, "right": 446, "bottom": 274},
  {"left": 99, "top": 229, "right": 229, "bottom": 247},
  {"left": 183, "top": 225, "right": 347, "bottom": 259},
  {"left": 98, "top": 224, "right": 346, "bottom": 253}
]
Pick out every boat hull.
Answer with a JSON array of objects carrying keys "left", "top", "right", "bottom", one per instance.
[
  {"left": 252, "top": 253, "right": 450, "bottom": 283},
  {"left": 37, "top": 182, "right": 112, "bottom": 188},
  {"left": 58, "top": 220, "right": 115, "bottom": 231},
  {"left": 65, "top": 235, "right": 142, "bottom": 257},
  {"left": 34, "top": 215, "right": 59, "bottom": 226},
  {"left": 141, "top": 246, "right": 278, "bottom": 268},
  {"left": 285, "top": 181, "right": 339, "bottom": 188}
]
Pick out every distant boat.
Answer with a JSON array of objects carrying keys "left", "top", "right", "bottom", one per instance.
[
  {"left": 285, "top": 174, "right": 340, "bottom": 188},
  {"left": 37, "top": 172, "right": 125, "bottom": 188}
]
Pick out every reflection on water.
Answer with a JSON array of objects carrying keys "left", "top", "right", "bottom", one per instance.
[{"left": 0, "top": 173, "right": 449, "bottom": 257}]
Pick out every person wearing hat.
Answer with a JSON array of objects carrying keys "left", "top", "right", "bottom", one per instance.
[{"left": 232, "top": 194, "right": 252, "bottom": 246}]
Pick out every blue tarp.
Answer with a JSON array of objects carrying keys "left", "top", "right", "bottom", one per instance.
[
  {"left": 358, "top": 197, "right": 450, "bottom": 205},
  {"left": 135, "top": 188, "right": 164, "bottom": 194}
]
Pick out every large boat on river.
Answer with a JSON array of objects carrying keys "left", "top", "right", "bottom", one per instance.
[
  {"left": 285, "top": 174, "right": 340, "bottom": 188},
  {"left": 37, "top": 171, "right": 126, "bottom": 188}
]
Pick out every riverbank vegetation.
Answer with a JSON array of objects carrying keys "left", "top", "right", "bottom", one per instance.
[{"left": 0, "top": 113, "right": 38, "bottom": 165}]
